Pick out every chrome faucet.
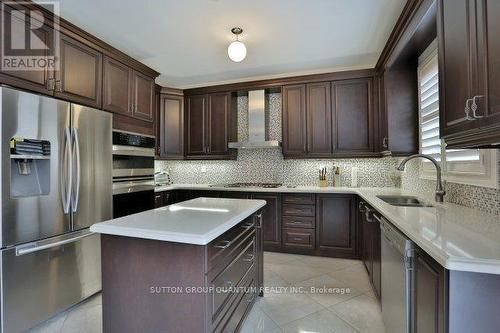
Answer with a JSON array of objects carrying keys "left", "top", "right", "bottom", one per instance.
[{"left": 396, "top": 154, "right": 446, "bottom": 203}]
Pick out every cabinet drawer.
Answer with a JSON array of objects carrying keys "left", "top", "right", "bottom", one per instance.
[
  {"left": 282, "top": 216, "right": 315, "bottom": 229},
  {"left": 282, "top": 204, "right": 315, "bottom": 217},
  {"left": 208, "top": 234, "right": 255, "bottom": 325},
  {"left": 283, "top": 194, "right": 315, "bottom": 205},
  {"left": 283, "top": 228, "right": 315, "bottom": 249},
  {"left": 207, "top": 217, "right": 255, "bottom": 271}
]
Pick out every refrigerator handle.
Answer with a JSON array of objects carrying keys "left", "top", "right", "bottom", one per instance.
[
  {"left": 61, "top": 127, "right": 72, "bottom": 214},
  {"left": 71, "top": 127, "right": 81, "bottom": 213}
]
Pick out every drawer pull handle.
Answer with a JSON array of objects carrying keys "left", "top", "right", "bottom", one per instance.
[
  {"left": 214, "top": 240, "right": 231, "bottom": 249},
  {"left": 242, "top": 222, "right": 254, "bottom": 230},
  {"left": 292, "top": 237, "right": 303, "bottom": 241},
  {"left": 242, "top": 254, "right": 255, "bottom": 262}
]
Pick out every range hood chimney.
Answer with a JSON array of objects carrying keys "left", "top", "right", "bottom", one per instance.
[{"left": 228, "top": 90, "right": 280, "bottom": 149}]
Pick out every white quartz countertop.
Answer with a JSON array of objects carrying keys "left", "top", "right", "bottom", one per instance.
[
  {"left": 90, "top": 197, "right": 266, "bottom": 245},
  {"left": 155, "top": 184, "right": 500, "bottom": 274}
]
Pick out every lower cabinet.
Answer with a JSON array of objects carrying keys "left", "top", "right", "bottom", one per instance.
[
  {"left": 154, "top": 190, "right": 175, "bottom": 208},
  {"left": 251, "top": 193, "right": 281, "bottom": 251},
  {"left": 360, "top": 201, "right": 381, "bottom": 299},
  {"left": 414, "top": 249, "right": 447, "bottom": 333},
  {"left": 316, "top": 195, "right": 357, "bottom": 258},
  {"left": 101, "top": 213, "right": 263, "bottom": 333}
]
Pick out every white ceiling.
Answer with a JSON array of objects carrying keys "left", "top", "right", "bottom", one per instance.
[{"left": 51, "top": 0, "right": 406, "bottom": 89}]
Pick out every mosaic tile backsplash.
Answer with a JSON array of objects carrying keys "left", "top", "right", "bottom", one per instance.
[{"left": 156, "top": 93, "right": 499, "bottom": 216}]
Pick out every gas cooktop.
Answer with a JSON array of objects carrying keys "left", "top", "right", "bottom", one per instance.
[{"left": 211, "top": 182, "right": 283, "bottom": 189}]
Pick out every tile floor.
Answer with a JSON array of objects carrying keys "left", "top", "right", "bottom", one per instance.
[{"left": 30, "top": 252, "right": 385, "bottom": 333}]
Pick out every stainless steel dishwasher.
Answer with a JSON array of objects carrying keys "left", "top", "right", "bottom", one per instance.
[{"left": 380, "top": 216, "right": 415, "bottom": 333}]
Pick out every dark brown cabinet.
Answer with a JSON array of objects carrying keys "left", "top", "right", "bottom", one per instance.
[
  {"left": 154, "top": 191, "right": 175, "bottom": 208},
  {"left": 332, "top": 78, "right": 374, "bottom": 153},
  {"left": 316, "top": 195, "right": 357, "bottom": 258},
  {"left": 360, "top": 202, "right": 381, "bottom": 299},
  {"left": 307, "top": 82, "right": 332, "bottom": 155},
  {"left": 282, "top": 78, "right": 375, "bottom": 158},
  {"left": 103, "top": 56, "right": 132, "bottom": 115},
  {"left": 158, "top": 94, "right": 184, "bottom": 159},
  {"left": 56, "top": 34, "right": 102, "bottom": 108},
  {"left": 414, "top": 249, "right": 446, "bottom": 333},
  {"left": 252, "top": 193, "right": 281, "bottom": 251},
  {"left": 132, "top": 71, "right": 154, "bottom": 121},
  {"left": 186, "top": 93, "right": 234, "bottom": 159},
  {"left": 282, "top": 85, "right": 307, "bottom": 156},
  {"left": 439, "top": 0, "right": 500, "bottom": 147},
  {"left": 0, "top": 5, "right": 54, "bottom": 95}
]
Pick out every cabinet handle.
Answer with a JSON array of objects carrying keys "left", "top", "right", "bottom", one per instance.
[
  {"left": 46, "top": 78, "right": 55, "bottom": 91},
  {"left": 303, "top": 142, "right": 307, "bottom": 153},
  {"left": 292, "top": 237, "right": 303, "bottom": 241},
  {"left": 242, "top": 254, "right": 255, "bottom": 262},
  {"left": 242, "top": 222, "right": 254, "bottom": 230},
  {"left": 471, "top": 95, "right": 484, "bottom": 119},
  {"left": 358, "top": 202, "right": 366, "bottom": 212},
  {"left": 465, "top": 98, "right": 475, "bottom": 120},
  {"left": 254, "top": 212, "right": 262, "bottom": 228},
  {"left": 55, "top": 80, "right": 62, "bottom": 92},
  {"left": 214, "top": 240, "right": 231, "bottom": 249},
  {"left": 382, "top": 137, "right": 388, "bottom": 148}
]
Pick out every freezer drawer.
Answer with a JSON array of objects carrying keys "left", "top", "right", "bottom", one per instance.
[{"left": 0, "top": 230, "right": 101, "bottom": 333}]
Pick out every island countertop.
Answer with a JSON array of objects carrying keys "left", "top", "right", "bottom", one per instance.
[{"left": 90, "top": 197, "right": 266, "bottom": 245}]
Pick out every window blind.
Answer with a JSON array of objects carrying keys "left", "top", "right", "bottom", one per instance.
[{"left": 418, "top": 53, "right": 480, "bottom": 165}]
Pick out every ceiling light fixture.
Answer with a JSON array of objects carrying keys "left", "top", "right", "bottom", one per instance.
[{"left": 227, "top": 27, "right": 246, "bottom": 62}]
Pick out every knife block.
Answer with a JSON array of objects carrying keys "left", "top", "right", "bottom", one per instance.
[{"left": 318, "top": 179, "right": 328, "bottom": 187}]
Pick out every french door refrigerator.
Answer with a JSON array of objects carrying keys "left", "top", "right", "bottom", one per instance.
[{"left": 0, "top": 87, "right": 112, "bottom": 332}]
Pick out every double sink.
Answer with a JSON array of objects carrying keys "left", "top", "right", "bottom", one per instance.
[{"left": 377, "top": 195, "right": 433, "bottom": 208}]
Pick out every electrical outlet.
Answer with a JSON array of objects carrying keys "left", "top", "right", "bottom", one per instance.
[{"left": 201, "top": 166, "right": 207, "bottom": 173}]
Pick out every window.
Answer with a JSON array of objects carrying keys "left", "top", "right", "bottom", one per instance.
[{"left": 417, "top": 40, "right": 498, "bottom": 188}]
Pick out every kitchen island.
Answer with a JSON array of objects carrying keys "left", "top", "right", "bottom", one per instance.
[{"left": 90, "top": 197, "right": 266, "bottom": 333}]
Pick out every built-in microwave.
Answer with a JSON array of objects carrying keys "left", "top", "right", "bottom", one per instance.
[{"left": 112, "top": 130, "right": 156, "bottom": 218}]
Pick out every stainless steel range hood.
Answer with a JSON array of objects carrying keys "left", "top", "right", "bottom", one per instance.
[{"left": 228, "top": 90, "right": 281, "bottom": 149}]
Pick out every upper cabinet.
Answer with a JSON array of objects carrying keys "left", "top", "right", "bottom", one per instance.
[
  {"left": 185, "top": 92, "right": 235, "bottom": 159},
  {"left": 158, "top": 94, "right": 184, "bottom": 159},
  {"left": 332, "top": 78, "right": 374, "bottom": 153},
  {"left": 282, "top": 77, "right": 375, "bottom": 158},
  {"left": 132, "top": 71, "right": 154, "bottom": 121},
  {"left": 55, "top": 34, "right": 102, "bottom": 108},
  {"left": 439, "top": 0, "right": 500, "bottom": 147},
  {"left": 282, "top": 85, "right": 307, "bottom": 156},
  {"left": 103, "top": 56, "right": 132, "bottom": 115}
]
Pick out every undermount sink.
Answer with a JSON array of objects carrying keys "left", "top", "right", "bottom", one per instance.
[{"left": 376, "top": 195, "right": 433, "bottom": 207}]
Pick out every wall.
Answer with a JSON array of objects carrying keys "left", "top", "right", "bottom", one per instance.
[
  {"left": 400, "top": 158, "right": 500, "bottom": 216},
  {"left": 156, "top": 93, "right": 399, "bottom": 188},
  {"left": 156, "top": 93, "right": 499, "bottom": 216}
]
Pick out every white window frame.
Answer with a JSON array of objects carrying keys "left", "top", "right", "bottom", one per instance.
[{"left": 417, "top": 40, "right": 498, "bottom": 189}]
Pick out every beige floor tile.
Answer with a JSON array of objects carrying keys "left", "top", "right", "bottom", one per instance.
[
  {"left": 296, "top": 256, "right": 362, "bottom": 272},
  {"left": 281, "top": 309, "right": 359, "bottom": 333},
  {"left": 328, "top": 265, "right": 373, "bottom": 292},
  {"left": 329, "top": 294, "right": 385, "bottom": 333},
  {"left": 264, "top": 252, "right": 304, "bottom": 265},
  {"left": 258, "top": 292, "right": 324, "bottom": 326},
  {"left": 294, "top": 274, "right": 363, "bottom": 307},
  {"left": 240, "top": 305, "right": 281, "bottom": 333},
  {"left": 266, "top": 262, "right": 326, "bottom": 284}
]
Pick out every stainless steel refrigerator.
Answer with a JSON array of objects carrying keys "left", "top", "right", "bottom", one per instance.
[{"left": 0, "top": 87, "right": 112, "bottom": 332}]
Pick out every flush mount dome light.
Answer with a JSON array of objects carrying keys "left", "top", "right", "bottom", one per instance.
[{"left": 227, "top": 27, "right": 247, "bottom": 62}]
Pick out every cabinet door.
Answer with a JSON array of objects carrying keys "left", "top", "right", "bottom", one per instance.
[
  {"left": 332, "top": 78, "right": 373, "bottom": 152},
  {"left": 438, "top": 0, "right": 478, "bottom": 136},
  {"left": 207, "top": 93, "right": 230, "bottom": 155},
  {"left": 103, "top": 57, "right": 132, "bottom": 115},
  {"left": 132, "top": 71, "right": 154, "bottom": 121},
  {"left": 475, "top": 0, "right": 500, "bottom": 131},
  {"left": 252, "top": 193, "right": 281, "bottom": 250},
  {"left": 159, "top": 94, "right": 184, "bottom": 159},
  {"left": 414, "top": 250, "right": 446, "bottom": 333},
  {"left": 282, "top": 85, "right": 307, "bottom": 156},
  {"left": 55, "top": 34, "right": 102, "bottom": 108},
  {"left": 186, "top": 95, "right": 207, "bottom": 155},
  {"left": 0, "top": 6, "right": 54, "bottom": 95},
  {"left": 306, "top": 82, "right": 332, "bottom": 156},
  {"left": 371, "top": 219, "right": 381, "bottom": 298},
  {"left": 316, "top": 195, "right": 357, "bottom": 258}
]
